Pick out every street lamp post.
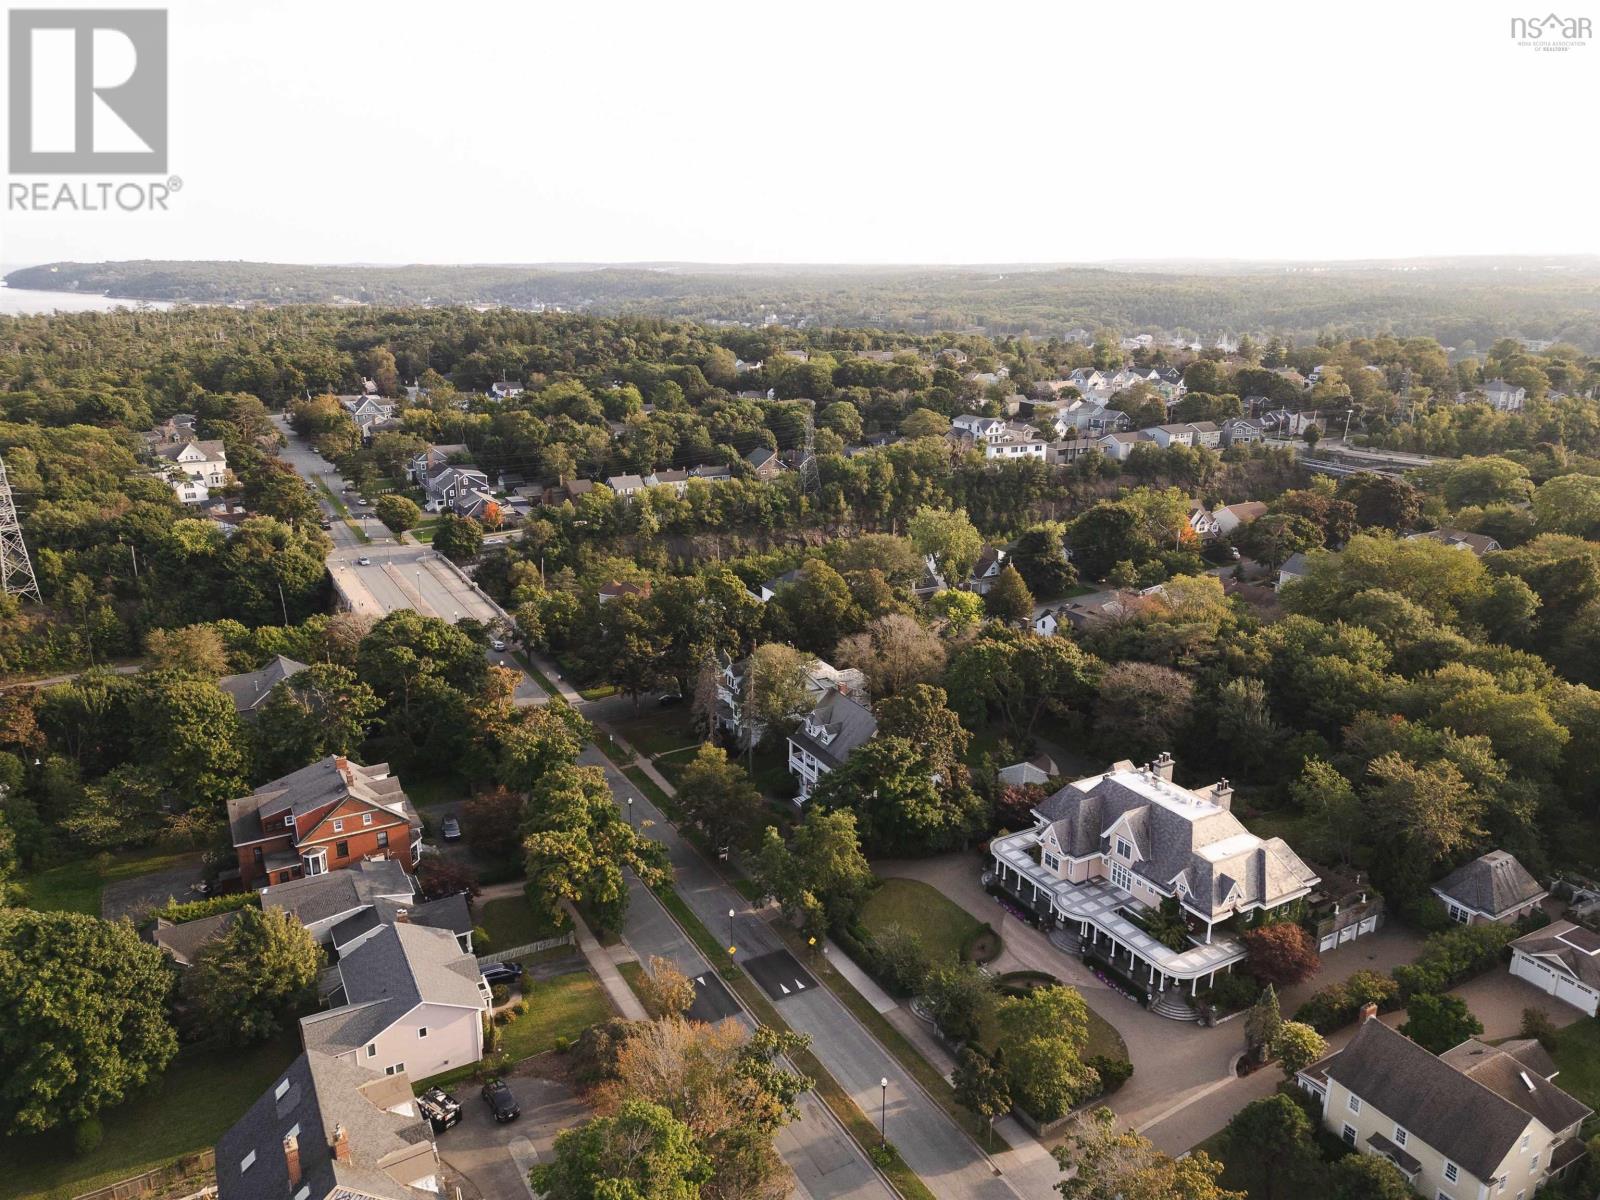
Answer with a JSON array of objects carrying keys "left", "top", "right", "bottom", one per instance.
[
  {"left": 627, "top": 796, "right": 634, "bottom": 826},
  {"left": 728, "top": 908, "right": 736, "bottom": 948},
  {"left": 879, "top": 1078, "right": 888, "bottom": 1145}
]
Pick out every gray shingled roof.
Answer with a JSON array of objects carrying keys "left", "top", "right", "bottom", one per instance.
[
  {"left": 151, "top": 910, "right": 240, "bottom": 967},
  {"left": 1433, "top": 850, "right": 1546, "bottom": 918},
  {"left": 215, "top": 1051, "right": 436, "bottom": 1200},
  {"left": 1035, "top": 764, "right": 1317, "bottom": 918},
  {"left": 1440, "top": 1038, "right": 1589, "bottom": 1135},
  {"left": 1510, "top": 920, "right": 1600, "bottom": 990},
  {"left": 217, "top": 655, "right": 309, "bottom": 714},
  {"left": 789, "top": 687, "right": 878, "bottom": 771},
  {"left": 1321, "top": 1019, "right": 1580, "bottom": 1182},
  {"left": 261, "top": 859, "right": 414, "bottom": 928}
]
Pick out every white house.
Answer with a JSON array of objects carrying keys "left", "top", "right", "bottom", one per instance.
[
  {"left": 1431, "top": 850, "right": 1547, "bottom": 926},
  {"left": 988, "top": 754, "right": 1320, "bottom": 1016},
  {"left": 156, "top": 439, "right": 229, "bottom": 504},
  {"left": 1296, "top": 1016, "right": 1590, "bottom": 1199},
  {"left": 716, "top": 654, "right": 865, "bottom": 749},
  {"left": 985, "top": 427, "right": 1048, "bottom": 460},
  {"left": 1097, "top": 431, "right": 1154, "bottom": 461},
  {"left": 952, "top": 414, "right": 1008, "bottom": 443},
  {"left": 787, "top": 687, "right": 878, "bottom": 803},
  {"left": 488, "top": 381, "right": 526, "bottom": 400},
  {"left": 1455, "top": 379, "right": 1527, "bottom": 412},
  {"left": 1211, "top": 501, "right": 1268, "bottom": 537},
  {"left": 966, "top": 545, "right": 1009, "bottom": 594},
  {"left": 300, "top": 921, "right": 490, "bottom": 1083},
  {"left": 1509, "top": 919, "right": 1600, "bottom": 1017}
]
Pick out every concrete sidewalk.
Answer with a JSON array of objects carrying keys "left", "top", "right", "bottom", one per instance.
[{"left": 562, "top": 900, "right": 647, "bottom": 1021}]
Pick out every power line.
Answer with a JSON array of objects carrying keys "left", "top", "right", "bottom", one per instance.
[{"left": 0, "top": 455, "right": 42, "bottom": 603}]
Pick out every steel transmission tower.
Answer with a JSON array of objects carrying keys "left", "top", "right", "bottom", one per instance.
[{"left": 0, "top": 455, "right": 41, "bottom": 603}]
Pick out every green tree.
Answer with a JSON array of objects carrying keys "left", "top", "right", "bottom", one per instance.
[
  {"left": 253, "top": 663, "right": 382, "bottom": 777},
  {"left": 183, "top": 907, "right": 322, "bottom": 1042},
  {"left": 750, "top": 807, "right": 873, "bottom": 935},
  {"left": 776, "top": 560, "right": 859, "bottom": 653},
  {"left": 1068, "top": 502, "right": 1158, "bottom": 580},
  {"left": 1009, "top": 526, "right": 1078, "bottom": 598},
  {"left": 1241, "top": 513, "right": 1322, "bottom": 572},
  {"left": 1270, "top": 1021, "right": 1327, "bottom": 1076},
  {"left": 909, "top": 506, "right": 984, "bottom": 583},
  {"left": 927, "top": 589, "right": 985, "bottom": 634},
  {"left": 374, "top": 493, "right": 422, "bottom": 533},
  {"left": 0, "top": 910, "right": 178, "bottom": 1133},
  {"left": 1328, "top": 1155, "right": 1418, "bottom": 1200},
  {"left": 952, "top": 1047, "right": 1011, "bottom": 1148},
  {"left": 130, "top": 671, "right": 251, "bottom": 811},
  {"left": 985, "top": 564, "right": 1035, "bottom": 623},
  {"left": 523, "top": 764, "right": 670, "bottom": 936},
  {"left": 1243, "top": 984, "right": 1282, "bottom": 1063},
  {"left": 1218, "top": 1094, "right": 1323, "bottom": 1200},
  {"left": 812, "top": 735, "right": 984, "bottom": 856},
  {"left": 994, "top": 985, "right": 1099, "bottom": 1122},
  {"left": 144, "top": 624, "right": 229, "bottom": 676},
  {"left": 530, "top": 1100, "right": 712, "bottom": 1200},
  {"left": 433, "top": 513, "right": 484, "bottom": 563},
  {"left": 924, "top": 962, "right": 997, "bottom": 1044},
  {"left": 1291, "top": 758, "right": 1364, "bottom": 867},
  {"left": 1093, "top": 662, "right": 1194, "bottom": 762},
  {"left": 677, "top": 743, "right": 763, "bottom": 852},
  {"left": 1400, "top": 993, "right": 1482, "bottom": 1054}
]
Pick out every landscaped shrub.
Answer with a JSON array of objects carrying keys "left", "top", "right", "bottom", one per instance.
[
  {"left": 1521, "top": 1007, "right": 1559, "bottom": 1051},
  {"left": 873, "top": 925, "right": 933, "bottom": 996},
  {"left": 72, "top": 1117, "right": 103, "bottom": 1157},
  {"left": 149, "top": 891, "right": 260, "bottom": 924},
  {"left": 1392, "top": 922, "right": 1514, "bottom": 999},
  {"left": 1293, "top": 969, "right": 1400, "bottom": 1033},
  {"left": 491, "top": 983, "right": 510, "bottom": 1006},
  {"left": 1203, "top": 971, "right": 1259, "bottom": 1014},
  {"left": 1088, "top": 1054, "right": 1133, "bottom": 1095},
  {"left": 472, "top": 925, "right": 490, "bottom": 948}
]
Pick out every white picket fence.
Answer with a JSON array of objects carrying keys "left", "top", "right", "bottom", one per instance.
[{"left": 477, "top": 932, "right": 574, "bottom": 964}]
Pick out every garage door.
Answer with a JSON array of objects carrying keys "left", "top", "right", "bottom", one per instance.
[
  {"left": 1320, "top": 932, "right": 1338, "bottom": 952},
  {"left": 1555, "top": 975, "right": 1598, "bottom": 1015},
  {"left": 1358, "top": 916, "right": 1378, "bottom": 936},
  {"left": 1338, "top": 925, "right": 1358, "bottom": 945}
]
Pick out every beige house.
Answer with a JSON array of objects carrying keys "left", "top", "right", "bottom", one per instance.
[
  {"left": 1298, "top": 1016, "right": 1589, "bottom": 1199},
  {"left": 988, "top": 754, "right": 1319, "bottom": 1017}
]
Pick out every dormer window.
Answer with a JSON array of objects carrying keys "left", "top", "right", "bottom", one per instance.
[{"left": 1115, "top": 837, "right": 1132, "bottom": 860}]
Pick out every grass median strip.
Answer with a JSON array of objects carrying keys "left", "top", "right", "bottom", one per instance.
[{"left": 652, "top": 885, "right": 932, "bottom": 1200}]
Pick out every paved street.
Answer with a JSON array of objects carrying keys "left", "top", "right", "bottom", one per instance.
[
  {"left": 583, "top": 747, "right": 1029, "bottom": 1200},
  {"left": 615, "top": 853, "right": 894, "bottom": 1200},
  {"left": 272, "top": 413, "right": 383, "bottom": 552}
]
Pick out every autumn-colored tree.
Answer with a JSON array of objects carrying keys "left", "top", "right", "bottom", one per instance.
[{"left": 1242, "top": 923, "right": 1321, "bottom": 987}]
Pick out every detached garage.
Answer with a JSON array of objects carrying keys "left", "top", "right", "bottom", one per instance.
[{"left": 1509, "top": 920, "right": 1600, "bottom": 1018}]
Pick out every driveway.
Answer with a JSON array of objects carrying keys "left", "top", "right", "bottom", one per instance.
[
  {"left": 100, "top": 855, "right": 206, "bottom": 921},
  {"left": 876, "top": 854, "right": 1244, "bottom": 1131},
  {"left": 435, "top": 1069, "right": 588, "bottom": 1200}
]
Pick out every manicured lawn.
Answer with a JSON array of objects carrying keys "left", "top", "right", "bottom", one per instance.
[
  {"left": 477, "top": 894, "right": 569, "bottom": 952},
  {"left": 614, "top": 707, "right": 702, "bottom": 760},
  {"left": 498, "top": 969, "right": 614, "bottom": 1061},
  {"left": 405, "top": 774, "right": 462, "bottom": 810},
  {"left": 20, "top": 847, "right": 201, "bottom": 915},
  {"left": 616, "top": 960, "right": 653, "bottom": 1013},
  {"left": 0, "top": 1031, "right": 300, "bottom": 1200},
  {"left": 861, "top": 877, "right": 997, "bottom": 965},
  {"left": 1551, "top": 1019, "right": 1600, "bottom": 1124}
]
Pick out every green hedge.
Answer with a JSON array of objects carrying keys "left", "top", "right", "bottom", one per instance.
[{"left": 150, "top": 892, "right": 260, "bottom": 924}]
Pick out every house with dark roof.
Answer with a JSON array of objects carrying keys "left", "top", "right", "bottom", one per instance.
[
  {"left": 597, "top": 579, "right": 650, "bottom": 605},
  {"left": 1509, "top": 919, "right": 1600, "bottom": 1016},
  {"left": 745, "top": 446, "right": 785, "bottom": 480},
  {"left": 216, "top": 1050, "right": 443, "bottom": 1200},
  {"left": 229, "top": 757, "right": 421, "bottom": 889},
  {"left": 965, "top": 545, "right": 1009, "bottom": 595},
  {"left": 787, "top": 687, "right": 878, "bottom": 803},
  {"left": 218, "top": 655, "right": 309, "bottom": 716},
  {"left": 1432, "top": 850, "right": 1547, "bottom": 926},
  {"left": 1406, "top": 527, "right": 1503, "bottom": 556},
  {"left": 152, "top": 909, "right": 242, "bottom": 967},
  {"left": 1296, "top": 1015, "right": 1589, "bottom": 1197},
  {"left": 262, "top": 859, "right": 417, "bottom": 941},
  {"left": 155, "top": 438, "right": 229, "bottom": 503},
  {"left": 300, "top": 921, "right": 489, "bottom": 1083},
  {"left": 988, "top": 754, "right": 1320, "bottom": 1016},
  {"left": 716, "top": 653, "right": 865, "bottom": 749}
]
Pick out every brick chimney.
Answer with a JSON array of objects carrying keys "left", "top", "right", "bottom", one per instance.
[
  {"left": 1359, "top": 1002, "right": 1378, "bottom": 1023},
  {"left": 1213, "top": 777, "right": 1233, "bottom": 810},
  {"left": 283, "top": 1132, "right": 301, "bottom": 1188},
  {"left": 334, "top": 755, "right": 349, "bottom": 773},
  {"left": 331, "top": 1123, "right": 351, "bottom": 1162}
]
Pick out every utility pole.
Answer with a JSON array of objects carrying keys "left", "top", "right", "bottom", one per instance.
[{"left": 0, "top": 455, "right": 41, "bottom": 602}]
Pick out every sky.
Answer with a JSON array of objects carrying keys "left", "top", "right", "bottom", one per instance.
[{"left": 1, "top": 0, "right": 1597, "bottom": 267}]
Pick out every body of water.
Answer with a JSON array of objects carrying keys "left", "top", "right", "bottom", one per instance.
[{"left": 0, "top": 285, "right": 171, "bottom": 315}]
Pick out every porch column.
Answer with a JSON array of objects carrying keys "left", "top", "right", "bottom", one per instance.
[
  {"left": 1205, "top": 920, "right": 1213, "bottom": 944},
  {"left": 1191, "top": 976, "right": 1199, "bottom": 996},
  {"left": 1208, "top": 969, "right": 1216, "bottom": 989}
]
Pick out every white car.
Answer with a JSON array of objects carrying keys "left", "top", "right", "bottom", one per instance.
[
  {"left": 490, "top": 638, "right": 506, "bottom": 651},
  {"left": 357, "top": 556, "right": 372, "bottom": 566}
]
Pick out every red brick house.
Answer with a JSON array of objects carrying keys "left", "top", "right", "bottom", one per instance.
[{"left": 228, "top": 756, "right": 422, "bottom": 889}]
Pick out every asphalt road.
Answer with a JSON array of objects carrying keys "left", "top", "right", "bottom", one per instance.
[
  {"left": 615, "top": 841, "right": 893, "bottom": 1200},
  {"left": 584, "top": 747, "right": 1023, "bottom": 1200}
]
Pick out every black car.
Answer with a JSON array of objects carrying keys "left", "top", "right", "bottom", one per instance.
[
  {"left": 657, "top": 692, "right": 685, "bottom": 707},
  {"left": 480, "top": 961, "right": 524, "bottom": 988},
  {"left": 416, "top": 1087, "right": 461, "bottom": 1134},
  {"left": 481, "top": 1078, "right": 520, "bottom": 1123}
]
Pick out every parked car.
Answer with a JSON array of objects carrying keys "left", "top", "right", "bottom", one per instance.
[
  {"left": 416, "top": 1087, "right": 461, "bottom": 1133},
  {"left": 318, "top": 519, "right": 332, "bottom": 530},
  {"left": 481, "top": 1079, "right": 520, "bottom": 1123},
  {"left": 357, "top": 556, "right": 372, "bottom": 566},
  {"left": 440, "top": 816, "right": 461, "bottom": 841},
  {"left": 657, "top": 692, "right": 685, "bottom": 707},
  {"left": 480, "top": 961, "right": 524, "bottom": 988},
  {"left": 490, "top": 638, "right": 506, "bottom": 651}
]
